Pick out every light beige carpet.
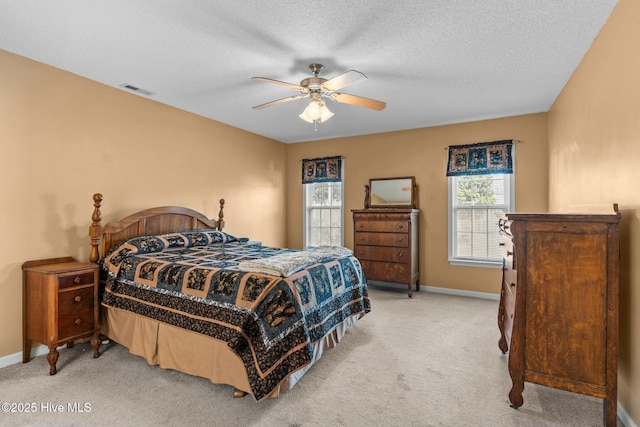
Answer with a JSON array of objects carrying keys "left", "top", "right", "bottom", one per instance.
[{"left": 0, "top": 287, "right": 622, "bottom": 427}]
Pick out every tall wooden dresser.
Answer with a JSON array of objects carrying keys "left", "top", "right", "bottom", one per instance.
[
  {"left": 352, "top": 208, "right": 419, "bottom": 297},
  {"left": 498, "top": 212, "right": 620, "bottom": 427}
]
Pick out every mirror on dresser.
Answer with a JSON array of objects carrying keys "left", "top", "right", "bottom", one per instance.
[
  {"left": 366, "top": 176, "right": 416, "bottom": 208},
  {"left": 354, "top": 176, "right": 419, "bottom": 297}
]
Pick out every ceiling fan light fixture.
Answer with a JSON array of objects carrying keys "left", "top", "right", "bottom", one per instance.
[
  {"left": 306, "top": 100, "right": 321, "bottom": 119},
  {"left": 299, "top": 102, "right": 317, "bottom": 123},
  {"left": 318, "top": 103, "right": 334, "bottom": 122},
  {"left": 299, "top": 100, "right": 333, "bottom": 123},
  {"left": 299, "top": 110, "right": 314, "bottom": 123}
]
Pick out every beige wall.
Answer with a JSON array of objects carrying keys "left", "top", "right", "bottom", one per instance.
[
  {"left": 3, "top": 4, "right": 637, "bottom": 420},
  {"left": 285, "top": 113, "right": 549, "bottom": 294},
  {"left": 0, "top": 50, "right": 287, "bottom": 357},
  {"left": 548, "top": 0, "right": 640, "bottom": 421}
]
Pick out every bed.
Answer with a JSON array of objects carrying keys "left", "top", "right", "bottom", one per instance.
[{"left": 88, "top": 193, "right": 370, "bottom": 400}]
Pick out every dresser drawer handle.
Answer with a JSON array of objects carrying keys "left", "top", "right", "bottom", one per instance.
[
  {"left": 73, "top": 276, "right": 81, "bottom": 284},
  {"left": 507, "top": 251, "right": 513, "bottom": 256},
  {"left": 398, "top": 253, "right": 404, "bottom": 258},
  {"left": 398, "top": 224, "right": 404, "bottom": 229},
  {"left": 74, "top": 318, "right": 82, "bottom": 326},
  {"left": 398, "top": 238, "right": 404, "bottom": 243},
  {"left": 74, "top": 295, "right": 82, "bottom": 303}
]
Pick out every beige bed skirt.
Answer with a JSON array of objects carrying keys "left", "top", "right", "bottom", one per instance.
[{"left": 101, "top": 306, "right": 362, "bottom": 398}]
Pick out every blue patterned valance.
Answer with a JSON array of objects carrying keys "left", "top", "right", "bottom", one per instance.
[
  {"left": 446, "top": 140, "right": 513, "bottom": 176},
  {"left": 302, "top": 156, "right": 342, "bottom": 184}
]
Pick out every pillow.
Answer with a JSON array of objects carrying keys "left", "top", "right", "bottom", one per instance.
[
  {"left": 125, "top": 229, "right": 236, "bottom": 251},
  {"left": 104, "top": 229, "right": 237, "bottom": 272},
  {"left": 185, "top": 229, "right": 237, "bottom": 245}
]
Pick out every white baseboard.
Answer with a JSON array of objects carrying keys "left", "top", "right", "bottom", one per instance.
[
  {"left": 422, "top": 285, "right": 500, "bottom": 301},
  {"left": 0, "top": 344, "right": 48, "bottom": 370},
  {"left": 366, "top": 282, "right": 501, "bottom": 301},
  {"left": 618, "top": 402, "right": 638, "bottom": 427}
]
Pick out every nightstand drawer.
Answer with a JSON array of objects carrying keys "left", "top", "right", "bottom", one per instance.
[
  {"left": 58, "top": 286, "right": 95, "bottom": 312},
  {"left": 58, "top": 271, "right": 95, "bottom": 290},
  {"left": 58, "top": 308, "right": 95, "bottom": 338}
]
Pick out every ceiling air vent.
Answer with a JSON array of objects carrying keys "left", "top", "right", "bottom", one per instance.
[{"left": 118, "top": 83, "right": 154, "bottom": 96}]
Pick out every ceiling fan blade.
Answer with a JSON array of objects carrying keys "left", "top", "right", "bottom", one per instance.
[
  {"left": 322, "top": 70, "right": 367, "bottom": 91},
  {"left": 252, "top": 77, "right": 304, "bottom": 91},
  {"left": 331, "top": 92, "right": 386, "bottom": 111},
  {"left": 252, "top": 94, "right": 307, "bottom": 110}
]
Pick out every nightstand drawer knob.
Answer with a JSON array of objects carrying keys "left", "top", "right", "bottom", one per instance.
[
  {"left": 73, "top": 276, "right": 81, "bottom": 284},
  {"left": 74, "top": 318, "right": 82, "bottom": 326},
  {"left": 74, "top": 295, "right": 82, "bottom": 303}
]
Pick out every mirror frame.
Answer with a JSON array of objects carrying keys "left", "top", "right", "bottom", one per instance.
[{"left": 368, "top": 176, "right": 416, "bottom": 208}]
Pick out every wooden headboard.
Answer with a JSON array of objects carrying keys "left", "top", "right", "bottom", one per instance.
[{"left": 89, "top": 193, "right": 225, "bottom": 263}]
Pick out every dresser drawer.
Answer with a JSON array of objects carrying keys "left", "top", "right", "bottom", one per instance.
[
  {"left": 360, "top": 260, "right": 410, "bottom": 283},
  {"left": 58, "top": 308, "right": 95, "bottom": 338},
  {"left": 353, "top": 212, "right": 411, "bottom": 222},
  {"left": 502, "top": 247, "right": 515, "bottom": 271},
  {"left": 355, "top": 245, "right": 410, "bottom": 263},
  {"left": 354, "top": 220, "right": 409, "bottom": 233},
  {"left": 58, "top": 286, "right": 95, "bottom": 312},
  {"left": 355, "top": 232, "right": 409, "bottom": 247},
  {"left": 502, "top": 268, "right": 517, "bottom": 294},
  {"left": 58, "top": 271, "right": 95, "bottom": 290}
]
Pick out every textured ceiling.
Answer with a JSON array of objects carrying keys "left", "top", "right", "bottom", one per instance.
[{"left": 0, "top": 1, "right": 618, "bottom": 143}]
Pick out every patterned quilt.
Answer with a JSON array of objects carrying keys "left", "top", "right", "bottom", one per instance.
[{"left": 101, "top": 229, "right": 370, "bottom": 400}]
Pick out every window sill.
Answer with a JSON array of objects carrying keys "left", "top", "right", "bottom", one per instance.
[{"left": 448, "top": 258, "right": 502, "bottom": 269}]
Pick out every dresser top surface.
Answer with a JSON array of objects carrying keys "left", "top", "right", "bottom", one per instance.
[
  {"left": 352, "top": 208, "right": 419, "bottom": 213},
  {"left": 505, "top": 212, "right": 620, "bottom": 224}
]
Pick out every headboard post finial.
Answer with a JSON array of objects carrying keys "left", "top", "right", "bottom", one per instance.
[
  {"left": 218, "top": 199, "right": 225, "bottom": 230},
  {"left": 89, "top": 193, "right": 104, "bottom": 263}
]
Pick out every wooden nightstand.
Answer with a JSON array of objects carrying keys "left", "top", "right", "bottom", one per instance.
[{"left": 22, "top": 257, "right": 101, "bottom": 375}]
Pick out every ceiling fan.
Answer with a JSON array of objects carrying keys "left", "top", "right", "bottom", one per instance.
[{"left": 252, "top": 63, "right": 386, "bottom": 124}]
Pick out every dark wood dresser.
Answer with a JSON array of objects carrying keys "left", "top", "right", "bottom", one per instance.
[
  {"left": 498, "top": 212, "right": 620, "bottom": 427},
  {"left": 352, "top": 208, "right": 419, "bottom": 297}
]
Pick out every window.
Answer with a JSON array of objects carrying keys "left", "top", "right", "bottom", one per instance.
[
  {"left": 448, "top": 172, "right": 514, "bottom": 267},
  {"left": 301, "top": 156, "right": 344, "bottom": 247},
  {"left": 304, "top": 181, "right": 343, "bottom": 247}
]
